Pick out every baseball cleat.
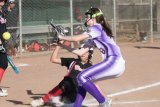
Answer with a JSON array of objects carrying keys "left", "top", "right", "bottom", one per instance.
[
  {"left": 99, "top": 98, "right": 112, "bottom": 107},
  {"left": 0, "top": 89, "right": 8, "bottom": 97},
  {"left": 31, "top": 98, "right": 44, "bottom": 107}
]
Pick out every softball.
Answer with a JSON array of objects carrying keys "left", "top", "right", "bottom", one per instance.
[{"left": 2, "top": 32, "right": 11, "bottom": 40}]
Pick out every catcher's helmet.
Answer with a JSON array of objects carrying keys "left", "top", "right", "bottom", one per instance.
[
  {"left": 84, "top": 7, "right": 103, "bottom": 26},
  {"left": 85, "top": 7, "right": 103, "bottom": 19}
]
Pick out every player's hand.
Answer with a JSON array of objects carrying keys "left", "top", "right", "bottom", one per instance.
[
  {"left": 0, "top": 44, "right": 6, "bottom": 53},
  {"left": 59, "top": 40, "right": 64, "bottom": 44},
  {"left": 58, "top": 35, "right": 62, "bottom": 40},
  {"left": 52, "top": 36, "right": 60, "bottom": 43}
]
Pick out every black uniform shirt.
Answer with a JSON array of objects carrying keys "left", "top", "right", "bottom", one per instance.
[
  {"left": 0, "top": 9, "right": 7, "bottom": 44},
  {"left": 61, "top": 58, "right": 92, "bottom": 79}
]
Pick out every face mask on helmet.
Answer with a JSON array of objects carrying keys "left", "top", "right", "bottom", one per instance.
[
  {"left": 84, "top": 12, "right": 92, "bottom": 27},
  {"left": 84, "top": 8, "right": 103, "bottom": 26}
]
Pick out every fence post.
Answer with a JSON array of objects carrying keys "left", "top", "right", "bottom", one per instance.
[
  {"left": 19, "top": 0, "right": 22, "bottom": 55},
  {"left": 113, "top": 0, "right": 117, "bottom": 42},
  {"left": 150, "top": 0, "right": 153, "bottom": 43},
  {"left": 70, "top": 0, "right": 74, "bottom": 48}
]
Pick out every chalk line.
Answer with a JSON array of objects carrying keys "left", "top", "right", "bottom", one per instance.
[
  {"left": 84, "top": 81, "right": 160, "bottom": 104},
  {"left": 108, "top": 81, "right": 160, "bottom": 97},
  {"left": 84, "top": 99, "right": 160, "bottom": 106},
  {"left": 8, "top": 63, "right": 30, "bottom": 68}
]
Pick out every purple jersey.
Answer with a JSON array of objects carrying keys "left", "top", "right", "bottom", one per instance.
[{"left": 86, "top": 24, "right": 122, "bottom": 60}]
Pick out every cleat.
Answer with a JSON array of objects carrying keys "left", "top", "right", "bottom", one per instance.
[
  {"left": 0, "top": 88, "right": 7, "bottom": 93},
  {"left": 0, "top": 89, "right": 8, "bottom": 97},
  {"left": 31, "top": 98, "right": 44, "bottom": 107},
  {"left": 99, "top": 98, "right": 112, "bottom": 107},
  {"left": 107, "top": 98, "right": 112, "bottom": 107}
]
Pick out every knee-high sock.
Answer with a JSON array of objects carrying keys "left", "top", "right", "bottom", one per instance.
[
  {"left": 0, "top": 68, "right": 5, "bottom": 83},
  {"left": 73, "top": 86, "right": 86, "bottom": 107},
  {"left": 42, "top": 86, "right": 63, "bottom": 103},
  {"left": 82, "top": 80, "right": 105, "bottom": 103}
]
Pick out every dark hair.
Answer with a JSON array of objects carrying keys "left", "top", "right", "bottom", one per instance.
[
  {"left": 0, "top": 0, "right": 5, "bottom": 2},
  {"left": 85, "top": 7, "right": 113, "bottom": 38}
]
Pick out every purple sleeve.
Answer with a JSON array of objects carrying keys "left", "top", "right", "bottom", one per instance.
[
  {"left": 83, "top": 39, "right": 95, "bottom": 49},
  {"left": 87, "top": 26, "right": 101, "bottom": 39}
]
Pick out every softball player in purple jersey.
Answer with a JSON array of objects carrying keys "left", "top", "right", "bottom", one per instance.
[{"left": 59, "top": 7, "right": 125, "bottom": 107}]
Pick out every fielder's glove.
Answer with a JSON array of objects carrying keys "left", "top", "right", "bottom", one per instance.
[
  {"left": 50, "top": 22, "right": 66, "bottom": 43},
  {"left": 55, "top": 25, "right": 66, "bottom": 36}
]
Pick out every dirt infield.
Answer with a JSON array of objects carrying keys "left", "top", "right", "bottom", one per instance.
[{"left": 0, "top": 42, "right": 160, "bottom": 107}]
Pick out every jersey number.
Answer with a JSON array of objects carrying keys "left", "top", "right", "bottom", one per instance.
[{"left": 99, "top": 48, "right": 105, "bottom": 54}]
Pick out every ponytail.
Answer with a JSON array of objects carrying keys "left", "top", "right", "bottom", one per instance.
[
  {"left": 85, "top": 8, "right": 114, "bottom": 38},
  {"left": 96, "top": 15, "right": 113, "bottom": 38}
]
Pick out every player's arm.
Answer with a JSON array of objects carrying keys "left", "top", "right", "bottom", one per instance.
[
  {"left": 59, "top": 33, "right": 89, "bottom": 42},
  {"left": 58, "top": 43, "right": 89, "bottom": 57},
  {"left": 50, "top": 45, "right": 61, "bottom": 64}
]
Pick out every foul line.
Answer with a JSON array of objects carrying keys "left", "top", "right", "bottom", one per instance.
[
  {"left": 113, "top": 100, "right": 160, "bottom": 104},
  {"left": 107, "top": 81, "right": 160, "bottom": 97},
  {"left": 84, "top": 81, "right": 160, "bottom": 104},
  {"left": 8, "top": 63, "right": 29, "bottom": 68},
  {"left": 84, "top": 99, "right": 160, "bottom": 106}
]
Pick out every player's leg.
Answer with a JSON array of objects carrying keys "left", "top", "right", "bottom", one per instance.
[
  {"left": 73, "top": 86, "right": 86, "bottom": 107},
  {"left": 31, "top": 85, "right": 63, "bottom": 107},
  {"left": 0, "top": 68, "right": 7, "bottom": 97},
  {"left": 59, "top": 77, "right": 78, "bottom": 103},
  {"left": 99, "top": 98, "right": 112, "bottom": 107},
  {"left": 74, "top": 60, "right": 108, "bottom": 107},
  {"left": 0, "top": 68, "right": 5, "bottom": 83},
  {"left": 75, "top": 57, "right": 125, "bottom": 107},
  {"left": 42, "top": 85, "right": 63, "bottom": 103},
  {"left": 0, "top": 54, "right": 8, "bottom": 82},
  {"left": 0, "top": 53, "right": 8, "bottom": 97}
]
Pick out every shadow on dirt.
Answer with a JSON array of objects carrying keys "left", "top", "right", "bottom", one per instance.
[
  {"left": 25, "top": 90, "right": 88, "bottom": 107},
  {"left": 6, "top": 100, "right": 30, "bottom": 106},
  {"left": 26, "top": 90, "right": 45, "bottom": 100},
  {"left": 26, "top": 90, "right": 45, "bottom": 96},
  {"left": 134, "top": 46, "right": 160, "bottom": 49}
]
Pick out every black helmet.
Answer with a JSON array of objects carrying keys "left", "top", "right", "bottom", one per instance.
[
  {"left": 85, "top": 7, "right": 103, "bottom": 19},
  {"left": 84, "top": 7, "right": 103, "bottom": 27}
]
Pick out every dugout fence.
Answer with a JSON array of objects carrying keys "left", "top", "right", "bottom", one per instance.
[{"left": 6, "top": 0, "right": 160, "bottom": 56}]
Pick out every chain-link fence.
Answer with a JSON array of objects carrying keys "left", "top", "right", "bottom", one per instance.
[
  {"left": 114, "top": 0, "right": 160, "bottom": 43},
  {"left": 6, "top": 0, "right": 160, "bottom": 56}
]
